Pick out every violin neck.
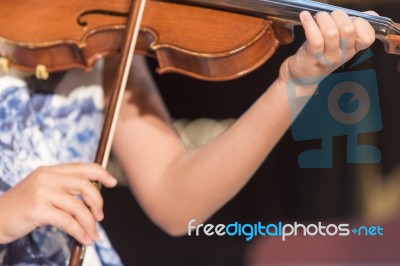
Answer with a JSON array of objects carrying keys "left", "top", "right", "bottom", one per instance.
[{"left": 178, "top": 0, "right": 400, "bottom": 38}]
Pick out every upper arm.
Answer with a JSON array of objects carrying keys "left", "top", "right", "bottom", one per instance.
[{"left": 104, "top": 55, "right": 186, "bottom": 205}]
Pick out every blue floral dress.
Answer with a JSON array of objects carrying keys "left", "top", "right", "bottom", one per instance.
[{"left": 0, "top": 63, "right": 123, "bottom": 266}]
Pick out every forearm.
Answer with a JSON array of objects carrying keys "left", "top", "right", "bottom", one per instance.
[
  {"left": 114, "top": 77, "right": 315, "bottom": 235},
  {"left": 166, "top": 81, "right": 289, "bottom": 225}
]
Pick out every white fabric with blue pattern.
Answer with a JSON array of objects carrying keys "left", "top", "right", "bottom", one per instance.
[{"left": 0, "top": 62, "right": 123, "bottom": 266}]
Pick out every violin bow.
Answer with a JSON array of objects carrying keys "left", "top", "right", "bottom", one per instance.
[{"left": 68, "top": 0, "right": 147, "bottom": 265}]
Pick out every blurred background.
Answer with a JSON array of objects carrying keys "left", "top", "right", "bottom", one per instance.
[{"left": 101, "top": 0, "right": 400, "bottom": 265}]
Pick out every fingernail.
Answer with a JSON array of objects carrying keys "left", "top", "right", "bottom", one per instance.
[
  {"left": 98, "top": 210, "right": 104, "bottom": 221},
  {"left": 108, "top": 175, "right": 118, "bottom": 185},
  {"left": 92, "top": 231, "right": 100, "bottom": 242},
  {"left": 300, "top": 11, "right": 312, "bottom": 21},
  {"left": 84, "top": 234, "right": 92, "bottom": 245}
]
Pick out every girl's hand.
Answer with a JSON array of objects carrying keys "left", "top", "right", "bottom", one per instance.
[
  {"left": 0, "top": 163, "right": 117, "bottom": 245},
  {"left": 280, "top": 10, "right": 377, "bottom": 86}
]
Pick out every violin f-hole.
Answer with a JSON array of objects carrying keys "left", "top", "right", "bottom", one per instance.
[{"left": 77, "top": 10, "right": 129, "bottom": 27}]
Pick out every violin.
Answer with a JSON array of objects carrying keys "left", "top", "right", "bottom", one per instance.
[
  {"left": 0, "top": 0, "right": 399, "bottom": 265},
  {"left": 0, "top": 0, "right": 399, "bottom": 81}
]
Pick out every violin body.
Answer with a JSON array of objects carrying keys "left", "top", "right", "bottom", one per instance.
[
  {"left": 0, "top": 0, "right": 293, "bottom": 81},
  {"left": 0, "top": 0, "right": 399, "bottom": 81}
]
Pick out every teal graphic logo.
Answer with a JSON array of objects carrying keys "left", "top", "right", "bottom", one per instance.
[{"left": 288, "top": 50, "right": 382, "bottom": 168}]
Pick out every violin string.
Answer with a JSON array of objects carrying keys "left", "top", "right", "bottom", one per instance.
[
  {"left": 393, "top": 23, "right": 400, "bottom": 35},
  {"left": 185, "top": 0, "right": 400, "bottom": 36},
  {"left": 361, "top": 14, "right": 400, "bottom": 35},
  {"left": 315, "top": 0, "right": 400, "bottom": 36},
  {"left": 293, "top": 0, "right": 396, "bottom": 33},
  {"left": 258, "top": 0, "right": 399, "bottom": 35}
]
